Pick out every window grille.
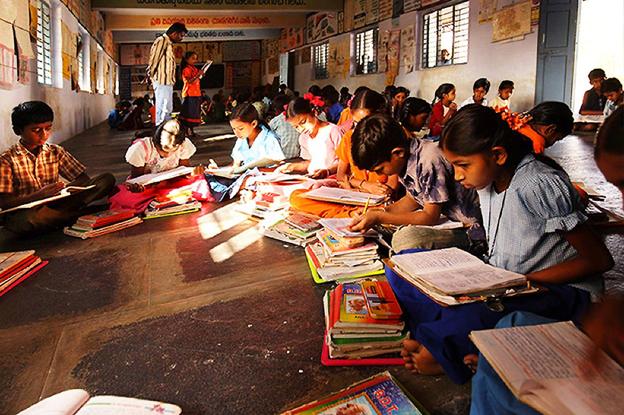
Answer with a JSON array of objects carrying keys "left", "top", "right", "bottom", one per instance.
[{"left": 422, "top": 1, "right": 469, "bottom": 68}]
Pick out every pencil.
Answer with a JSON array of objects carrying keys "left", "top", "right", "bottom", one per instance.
[{"left": 363, "top": 196, "right": 371, "bottom": 215}]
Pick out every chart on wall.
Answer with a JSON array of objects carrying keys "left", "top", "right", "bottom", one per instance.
[
  {"left": 379, "top": 0, "right": 393, "bottom": 21},
  {"left": 377, "top": 30, "right": 390, "bottom": 73},
  {"left": 306, "top": 12, "right": 337, "bottom": 43},
  {"left": 222, "top": 41, "right": 261, "bottom": 61},
  {"left": 403, "top": 0, "right": 420, "bottom": 13},
  {"left": 400, "top": 25, "right": 415, "bottom": 73},
  {"left": 386, "top": 30, "right": 400, "bottom": 85},
  {"left": 120, "top": 44, "right": 151, "bottom": 66},
  {"left": 491, "top": 1, "right": 532, "bottom": 42}
]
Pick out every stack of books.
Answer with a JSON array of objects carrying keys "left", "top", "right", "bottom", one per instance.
[
  {"left": 64, "top": 210, "right": 142, "bottom": 239},
  {"left": 305, "top": 218, "right": 383, "bottom": 283},
  {"left": 261, "top": 213, "right": 322, "bottom": 246},
  {"left": 237, "top": 191, "right": 290, "bottom": 220},
  {"left": 323, "top": 281, "right": 408, "bottom": 361},
  {"left": 144, "top": 190, "right": 202, "bottom": 219},
  {"left": 0, "top": 250, "right": 48, "bottom": 297}
]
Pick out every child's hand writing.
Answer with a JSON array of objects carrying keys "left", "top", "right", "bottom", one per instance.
[{"left": 348, "top": 210, "right": 381, "bottom": 232}]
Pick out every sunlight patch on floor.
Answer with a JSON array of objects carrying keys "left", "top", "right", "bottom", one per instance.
[
  {"left": 209, "top": 225, "right": 263, "bottom": 263},
  {"left": 196, "top": 203, "right": 249, "bottom": 240}
]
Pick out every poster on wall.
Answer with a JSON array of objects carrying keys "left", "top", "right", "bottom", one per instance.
[
  {"left": 327, "top": 41, "right": 337, "bottom": 78},
  {"left": 403, "top": 0, "right": 420, "bottom": 13},
  {"left": 386, "top": 30, "right": 400, "bottom": 86},
  {"left": 268, "top": 56, "right": 279, "bottom": 74},
  {"left": 306, "top": 12, "right": 337, "bottom": 43},
  {"left": 379, "top": 0, "right": 393, "bottom": 21},
  {"left": 352, "top": 0, "right": 367, "bottom": 29},
  {"left": 400, "top": 25, "right": 415, "bottom": 73},
  {"left": 222, "top": 41, "right": 261, "bottom": 61},
  {"left": 28, "top": 0, "right": 38, "bottom": 40},
  {"left": 301, "top": 46, "right": 311, "bottom": 64},
  {"left": 185, "top": 42, "right": 203, "bottom": 61},
  {"left": 366, "top": 0, "right": 380, "bottom": 25},
  {"left": 337, "top": 37, "right": 350, "bottom": 78},
  {"left": 531, "top": 0, "right": 540, "bottom": 26},
  {"left": 377, "top": 29, "right": 389, "bottom": 73},
  {"left": 478, "top": 0, "right": 498, "bottom": 23},
  {"left": 491, "top": 1, "right": 532, "bottom": 42},
  {"left": 172, "top": 43, "right": 186, "bottom": 64},
  {"left": 203, "top": 42, "right": 222, "bottom": 63},
  {"left": 343, "top": 0, "right": 354, "bottom": 32},
  {"left": 120, "top": 44, "right": 150, "bottom": 66}
]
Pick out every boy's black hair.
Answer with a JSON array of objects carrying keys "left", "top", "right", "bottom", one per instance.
[
  {"left": 308, "top": 85, "right": 322, "bottom": 96},
  {"left": 229, "top": 102, "right": 260, "bottom": 124},
  {"left": 11, "top": 101, "right": 54, "bottom": 135},
  {"left": 473, "top": 78, "right": 491, "bottom": 93},
  {"left": 498, "top": 80, "right": 514, "bottom": 91},
  {"left": 340, "top": 87, "right": 350, "bottom": 95},
  {"left": 588, "top": 68, "right": 606, "bottom": 80},
  {"left": 321, "top": 85, "right": 339, "bottom": 105},
  {"left": 399, "top": 97, "right": 432, "bottom": 127},
  {"left": 595, "top": 106, "right": 624, "bottom": 157},
  {"left": 351, "top": 113, "right": 410, "bottom": 171},
  {"left": 433, "top": 83, "right": 455, "bottom": 105},
  {"left": 272, "top": 94, "right": 292, "bottom": 114},
  {"left": 350, "top": 89, "right": 389, "bottom": 115},
  {"left": 440, "top": 104, "right": 532, "bottom": 169},
  {"left": 166, "top": 22, "right": 188, "bottom": 35},
  {"left": 391, "top": 86, "right": 410, "bottom": 98},
  {"left": 601, "top": 77, "right": 622, "bottom": 94},
  {"left": 528, "top": 101, "right": 574, "bottom": 137}
]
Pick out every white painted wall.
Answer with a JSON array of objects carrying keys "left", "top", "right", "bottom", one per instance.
[
  {"left": 0, "top": 1, "right": 116, "bottom": 152},
  {"left": 294, "top": 0, "right": 539, "bottom": 112}
]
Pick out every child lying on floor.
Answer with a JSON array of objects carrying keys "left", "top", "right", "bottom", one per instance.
[{"left": 0, "top": 101, "right": 116, "bottom": 235}]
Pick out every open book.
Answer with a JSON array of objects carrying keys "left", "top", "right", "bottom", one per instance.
[
  {"left": 126, "top": 166, "right": 194, "bottom": 186},
  {"left": 388, "top": 248, "right": 531, "bottom": 306},
  {"left": 18, "top": 389, "right": 181, "bottom": 415},
  {"left": 0, "top": 185, "right": 95, "bottom": 215},
  {"left": 303, "top": 186, "right": 387, "bottom": 206},
  {"left": 470, "top": 321, "right": 624, "bottom": 415},
  {"left": 200, "top": 60, "right": 212, "bottom": 73}
]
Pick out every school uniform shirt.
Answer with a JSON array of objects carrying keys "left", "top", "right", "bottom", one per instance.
[
  {"left": 126, "top": 137, "right": 196, "bottom": 174},
  {"left": 580, "top": 88, "right": 605, "bottom": 112},
  {"left": 478, "top": 154, "right": 600, "bottom": 295},
  {"left": 603, "top": 99, "right": 621, "bottom": 118},
  {"left": 489, "top": 96, "right": 510, "bottom": 112},
  {"left": 0, "top": 142, "right": 86, "bottom": 197},
  {"left": 231, "top": 125, "right": 285, "bottom": 166},
  {"left": 147, "top": 34, "right": 176, "bottom": 85},
  {"left": 299, "top": 123, "right": 342, "bottom": 174},
  {"left": 400, "top": 138, "right": 484, "bottom": 240},
  {"left": 459, "top": 96, "right": 488, "bottom": 109},
  {"left": 429, "top": 101, "right": 453, "bottom": 137},
  {"left": 326, "top": 102, "right": 345, "bottom": 124},
  {"left": 268, "top": 113, "right": 300, "bottom": 160}
]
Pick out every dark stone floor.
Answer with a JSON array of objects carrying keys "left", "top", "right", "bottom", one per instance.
[{"left": 0, "top": 123, "right": 621, "bottom": 414}]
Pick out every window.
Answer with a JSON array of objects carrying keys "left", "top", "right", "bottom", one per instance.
[
  {"left": 312, "top": 42, "right": 328, "bottom": 80},
  {"left": 77, "top": 34, "right": 84, "bottom": 89},
  {"left": 355, "top": 27, "right": 378, "bottom": 75},
  {"left": 422, "top": 1, "right": 469, "bottom": 68},
  {"left": 36, "top": 1, "right": 52, "bottom": 85}
]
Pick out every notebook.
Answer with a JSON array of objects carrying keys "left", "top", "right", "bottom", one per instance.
[
  {"left": 470, "top": 321, "right": 624, "bottom": 415},
  {"left": 0, "top": 185, "right": 95, "bottom": 215},
  {"left": 302, "top": 187, "right": 387, "bottom": 206},
  {"left": 126, "top": 166, "right": 194, "bottom": 186}
]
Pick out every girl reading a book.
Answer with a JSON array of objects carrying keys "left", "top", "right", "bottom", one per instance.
[
  {"left": 389, "top": 105, "right": 613, "bottom": 384},
  {"left": 288, "top": 89, "right": 400, "bottom": 218},
  {"left": 109, "top": 119, "right": 211, "bottom": 213},
  {"left": 179, "top": 51, "right": 205, "bottom": 138}
]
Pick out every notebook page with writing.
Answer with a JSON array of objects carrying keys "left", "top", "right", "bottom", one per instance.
[
  {"left": 126, "top": 166, "right": 194, "bottom": 186},
  {"left": 471, "top": 322, "right": 624, "bottom": 415},
  {"left": 303, "top": 187, "right": 386, "bottom": 206}
]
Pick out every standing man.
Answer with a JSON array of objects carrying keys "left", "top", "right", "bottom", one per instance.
[{"left": 147, "top": 22, "right": 188, "bottom": 125}]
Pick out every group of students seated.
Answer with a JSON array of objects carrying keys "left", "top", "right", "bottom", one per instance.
[{"left": 1, "top": 70, "right": 623, "bottom": 413}]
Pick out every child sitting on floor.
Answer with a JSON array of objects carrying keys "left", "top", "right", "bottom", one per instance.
[
  {"left": 459, "top": 78, "right": 490, "bottom": 108},
  {"left": 602, "top": 77, "right": 623, "bottom": 118},
  {"left": 268, "top": 95, "right": 300, "bottom": 160},
  {"left": 288, "top": 89, "right": 400, "bottom": 218},
  {"left": 390, "top": 86, "right": 410, "bottom": 120},
  {"left": 322, "top": 85, "right": 344, "bottom": 124},
  {"left": 348, "top": 113, "right": 484, "bottom": 253},
  {"left": 429, "top": 83, "right": 457, "bottom": 138},
  {"left": 109, "top": 119, "right": 209, "bottom": 212},
  {"left": 0, "top": 101, "right": 116, "bottom": 235},
  {"left": 277, "top": 96, "right": 342, "bottom": 179},
  {"left": 399, "top": 97, "right": 432, "bottom": 139},
  {"left": 390, "top": 104, "right": 612, "bottom": 384},
  {"left": 580, "top": 68, "right": 606, "bottom": 115},
  {"left": 489, "top": 80, "right": 514, "bottom": 112},
  {"left": 514, "top": 101, "right": 574, "bottom": 154},
  {"left": 228, "top": 102, "right": 285, "bottom": 172}
]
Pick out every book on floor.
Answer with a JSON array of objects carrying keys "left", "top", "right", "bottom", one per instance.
[
  {"left": 17, "top": 389, "right": 181, "bottom": 415},
  {"left": 64, "top": 216, "right": 143, "bottom": 239},
  {"left": 281, "top": 371, "right": 427, "bottom": 414},
  {"left": 317, "top": 218, "right": 378, "bottom": 238},
  {"left": 262, "top": 219, "right": 318, "bottom": 247},
  {"left": 305, "top": 243, "right": 384, "bottom": 283},
  {"left": 72, "top": 209, "right": 136, "bottom": 230},
  {"left": 0, "top": 250, "right": 47, "bottom": 297},
  {"left": 0, "top": 185, "right": 96, "bottom": 215},
  {"left": 470, "top": 321, "right": 624, "bottom": 415},
  {"left": 144, "top": 200, "right": 202, "bottom": 219},
  {"left": 285, "top": 213, "right": 322, "bottom": 233},
  {"left": 126, "top": 166, "right": 194, "bottom": 186},
  {"left": 302, "top": 186, "right": 387, "bottom": 206},
  {"left": 387, "top": 247, "right": 536, "bottom": 306}
]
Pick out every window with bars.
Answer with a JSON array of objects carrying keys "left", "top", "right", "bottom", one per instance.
[
  {"left": 36, "top": 1, "right": 52, "bottom": 85},
  {"left": 355, "top": 27, "right": 378, "bottom": 75},
  {"left": 422, "top": 1, "right": 469, "bottom": 69},
  {"left": 77, "top": 35, "right": 84, "bottom": 89},
  {"left": 312, "top": 42, "right": 328, "bottom": 80}
]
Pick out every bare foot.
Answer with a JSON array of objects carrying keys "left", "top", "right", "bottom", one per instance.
[
  {"left": 400, "top": 339, "right": 444, "bottom": 375},
  {"left": 463, "top": 354, "right": 479, "bottom": 373}
]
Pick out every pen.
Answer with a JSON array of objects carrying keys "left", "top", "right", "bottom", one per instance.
[{"left": 363, "top": 196, "right": 371, "bottom": 215}]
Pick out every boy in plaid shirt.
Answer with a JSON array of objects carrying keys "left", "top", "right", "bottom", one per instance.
[{"left": 0, "top": 101, "right": 116, "bottom": 235}]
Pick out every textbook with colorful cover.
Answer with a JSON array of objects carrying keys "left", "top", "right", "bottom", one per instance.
[
  {"left": 281, "top": 372, "right": 427, "bottom": 414},
  {"left": 305, "top": 243, "right": 384, "bottom": 283},
  {"left": 144, "top": 200, "right": 202, "bottom": 219},
  {"left": 0, "top": 185, "right": 96, "bottom": 215},
  {"left": 387, "top": 247, "right": 536, "bottom": 306},
  {"left": 17, "top": 389, "right": 181, "bottom": 415},
  {"left": 470, "top": 321, "right": 624, "bottom": 415},
  {"left": 303, "top": 186, "right": 387, "bottom": 206},
  {"left": 0, "top": 251, "right": 47, "bottom": 297},
  {"left": 263, "top": 220, "right": 318, "bottom": 247},
  {"left": 64, "top": 216, "right": 143, "bottom": 239}
]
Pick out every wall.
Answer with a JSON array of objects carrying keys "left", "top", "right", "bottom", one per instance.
[
  {"left": 294, "top": 0, "right": 539, "bottom": 112},
  {"left": 0, "top": 0, "right": 116, "bottom": 152}
]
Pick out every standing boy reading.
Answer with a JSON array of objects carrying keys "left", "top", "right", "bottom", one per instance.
[{"left": 0, "top": 101, "right": 116, "bottom": 235}]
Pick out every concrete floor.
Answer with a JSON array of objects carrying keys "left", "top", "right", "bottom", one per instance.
[{"left": 0, "top": 123, "right": 621, "bottom": 415}]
